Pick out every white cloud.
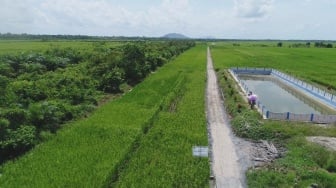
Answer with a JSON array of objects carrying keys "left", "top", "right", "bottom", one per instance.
[
  {"left": 0, "top": 0, "right": 32, "bottom": 23},
  {"left": 0, "top": 0, "right": 336, "bottom": 39},
  {"left": 14, "top": 0, "right": 193, "bottom": 36},
  {"left": 234, "top": 0, "right": 274, "bottom": 19}
]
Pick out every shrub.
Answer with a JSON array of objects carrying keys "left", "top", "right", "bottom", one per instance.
[
  {"left": 0, "top": 125, "right": 36, "bottom": 162},
  {"left": 1, "top": 108, "right": 28, "bottom": 129},
  {"left": 100, "top": 68, "right": 124, "bottom": 93},
  {"left": 0, "top": 118, "right": 10, "bottom": 139},
  {"left": 28, "top": 101, "right": 64, "bottom": 133},
  {"left": 231, "top": 111, "right": 265, "bottom": 139}
]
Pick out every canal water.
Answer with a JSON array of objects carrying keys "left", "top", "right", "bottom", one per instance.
[{"left": 239, "top": 75, "right": 328, "bottom": 114}]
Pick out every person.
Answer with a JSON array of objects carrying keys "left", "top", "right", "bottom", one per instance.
[
  {"left": 248, "top": 91, "right": 257, "bottom": 109},
  {"left": 247, "top": 91, "right": 252, "bottom": 105}
]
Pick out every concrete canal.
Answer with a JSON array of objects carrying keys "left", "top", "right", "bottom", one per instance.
[{"left": 239, "top": 75, "right": 335, "bottom": 115}]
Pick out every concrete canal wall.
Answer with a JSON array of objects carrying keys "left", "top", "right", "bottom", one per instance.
[{"left": 230, "top": 67, "right": 336, "bottom": 124}]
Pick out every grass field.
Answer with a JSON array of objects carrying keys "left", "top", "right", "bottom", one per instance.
[
  {"left": 212, "top": 42, "right": 336, "bottom": 187},
  {"left": 0, "top": 44, "right": 209, "bottom": 187}
]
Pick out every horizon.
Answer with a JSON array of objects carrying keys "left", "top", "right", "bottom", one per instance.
[
  {"left": 1, "top": 0, "right": 336, "bottom": 41},
  {"left": 2, "top": 32, "right": 336, "bottom": 42}
]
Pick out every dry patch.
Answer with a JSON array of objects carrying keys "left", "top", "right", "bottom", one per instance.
[
  {"left": 306, "top": 136, "right": 336, "bottom": 151},
  {"left": 234, "top": 139, "right": 286, "bottom": 171}
]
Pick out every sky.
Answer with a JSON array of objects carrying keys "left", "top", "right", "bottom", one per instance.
[{"left": 1, "top": 0, "right": 336, "bottom": 40}]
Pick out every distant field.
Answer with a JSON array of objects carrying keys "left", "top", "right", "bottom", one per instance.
[
  {"left": 210, "top": 42, "right": 336, "bottom": 91},
  {"left": 0, "top": 40, "right": 121, "bottom": 54}
]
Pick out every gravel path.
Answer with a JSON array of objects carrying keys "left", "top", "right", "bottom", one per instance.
[{"left": 206, "top": 47, "right": 245, "bottom": 188}]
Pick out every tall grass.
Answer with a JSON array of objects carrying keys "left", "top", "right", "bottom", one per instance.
[{"left": 0, "top": 47, "right": 195, "bottom": 187}]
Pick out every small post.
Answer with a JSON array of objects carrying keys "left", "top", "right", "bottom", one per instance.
[
  {"left": 310, "top": 113, "right": 314, "bottom": 122},
  {"left": 287, "top": 112, "right": 290, "bottom": 120}
]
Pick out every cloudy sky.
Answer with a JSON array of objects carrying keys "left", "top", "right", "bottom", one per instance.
[{"left": 1, "top": 0, "right": 336, "bottom": 40}]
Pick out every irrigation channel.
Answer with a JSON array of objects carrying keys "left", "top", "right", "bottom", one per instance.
[{"left": 230, "top": 68, "right": 336, "bottom": 123}]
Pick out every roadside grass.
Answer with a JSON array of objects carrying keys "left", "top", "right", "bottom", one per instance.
[
  {"left": 212, "top": 43, "right": 336, "bottom": 187},
  {"left": 0, "top": 46, "right": 198, "bottom": 187},
  {"left": 112, "top": 45, "right": 209, "bottom": 187}
]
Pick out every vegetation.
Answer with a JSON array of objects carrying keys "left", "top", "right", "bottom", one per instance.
[
  {"left": 211, "top": 42, "right": 336, "bottom": 91},
  {"left": 314, "top": 41, "right": 333, "bottom": 48},
  {"left": 212, "top": 42, "right": 336, "bottom": 187},
  {"left": 3, "top": 38, "right": 336, "bottom": 187},
  {"left": 0, "top": 41, "right": 208, "bottom": 187},
  {"left": 0, "top": 40, "right": 195, "bottom": 164},
  {"left": 113, "top": 45, "right": 209, "bottom": 187}
]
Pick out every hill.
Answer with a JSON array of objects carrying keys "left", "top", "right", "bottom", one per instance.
[{"left": 162, "top": 33, "right": 189, "bottom": 39}]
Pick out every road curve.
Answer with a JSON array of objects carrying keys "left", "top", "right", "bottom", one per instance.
[{"left": 206, "top": 47, "right": 244, "bottom": 188}]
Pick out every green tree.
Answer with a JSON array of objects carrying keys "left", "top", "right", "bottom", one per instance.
[
  {"left": 6, "top": 80, "right": 48, "bottom": 106},
  {"left": 28, "top": 101, "right": 63, "bottom": 133},
  {"left": 0, "top": 125, "right": 36, "bottom": 162},
  {"left": 100, "top": 67, "right": 124, "bottom": 93},
  {"left": 0, "top": 118, "right": 9, "bottom": 140},
  {"left": 1, "top": 108, "right": 28, "bottom": 129},
  {"left": 121, "top": 44, "right": 146, "bottom": 84},
  {"left": 0, "top": 62, "right": 14, "bottom": 77}
]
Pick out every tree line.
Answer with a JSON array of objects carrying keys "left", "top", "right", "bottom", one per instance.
[
  {"left": 0, "top": 40, "right": 195, "bottom": 163},
  {"left": 278, "top": 41, "right": 334, "bottom": 48}
]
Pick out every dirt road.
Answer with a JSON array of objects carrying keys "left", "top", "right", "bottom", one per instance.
[{"left": 206, "top": 47, "right": 245, "bottom": 188}]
